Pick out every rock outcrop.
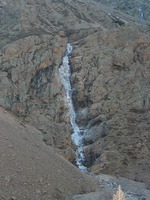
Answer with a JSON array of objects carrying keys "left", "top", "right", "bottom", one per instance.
[{"left": 70, "top": 24, "right": 150, "bottom": 182}]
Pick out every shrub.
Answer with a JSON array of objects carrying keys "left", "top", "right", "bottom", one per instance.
[{"left": 112, "top": 185, "right": 127, "bottom": 200}]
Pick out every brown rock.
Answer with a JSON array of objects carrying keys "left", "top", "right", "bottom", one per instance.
[
  {"left": 71, "top": 24, "right": 150, "bottom": 182},
  {"left": 63, "top": 147, "right": 76, "bottom": 164}
]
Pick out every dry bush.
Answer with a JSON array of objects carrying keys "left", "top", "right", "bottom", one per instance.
[{"left": 112, "top": 185, "right": 127, "bottom": 200}]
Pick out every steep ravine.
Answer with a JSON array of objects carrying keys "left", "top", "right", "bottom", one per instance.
[{"left": 59, "top": 43, "right": 86, "bottom": 170}]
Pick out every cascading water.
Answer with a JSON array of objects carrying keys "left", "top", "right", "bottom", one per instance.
[
  {"left": 59, "top": 43, "right": 86, "bottom": 170},
  {"left": 139, "top": 5, "right": 145, "bottom": 20}
]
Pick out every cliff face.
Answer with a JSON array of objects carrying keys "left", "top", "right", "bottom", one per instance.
[
  {"left": 0, "top": 0, "right": 150, "bottom": 184},
  {"left": 70, "top": 25, "right": 150, "bottom": 182},
  {"left": 0, "top": 0, "right": 118, "bottom": 163}
]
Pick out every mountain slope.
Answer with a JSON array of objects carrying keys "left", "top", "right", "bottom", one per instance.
[
  {"left": 0, "top": 0, "right": 114, "bottom": 48},
  {"left": 0, "top": 107, "right": 98, "bottom": 200},
  {"left": 70, "top": 24, "right": 150, "bottom": 182},
  {"left": 0, "top": 0, "right": 150, "bottom": 187},
  {"left": 92, "top": 0, "right": 150, "bottom": 21}
]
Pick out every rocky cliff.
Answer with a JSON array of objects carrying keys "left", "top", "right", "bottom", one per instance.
[
  {"left": 0, "top": 0, "right": 150, "bottom": 186},
  {"left": 70, "top": 24, "right": 150, "bottom": 183}
]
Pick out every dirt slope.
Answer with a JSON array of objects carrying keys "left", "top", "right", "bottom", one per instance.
[{"left": 0, "top": 107, "right": 98, "bottom": 200}]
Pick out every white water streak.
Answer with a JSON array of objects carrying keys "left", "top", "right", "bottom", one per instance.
[{"left": 59, "top": 43, "right": 86, "bottom": 170}]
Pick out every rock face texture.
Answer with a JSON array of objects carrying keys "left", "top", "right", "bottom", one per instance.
[
  {"left": 0, "top": 0, "right": 150, "bottom": 187},
  {"left": 0, "top": 0, "right": 115, "bottom": 159},
  {"left": 92, "top": 0, "right": 150, "bottom": 21},
  {"left": 70, "top": 24, "right": 150, "bottom": 182}
]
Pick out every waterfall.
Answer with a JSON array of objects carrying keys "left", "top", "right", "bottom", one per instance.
[
  {"left": 59, "top": 43, "right": 86, "bottom": 170},
  {"left": 139, "top": 5, "right": 145, "bottom": 20}
]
